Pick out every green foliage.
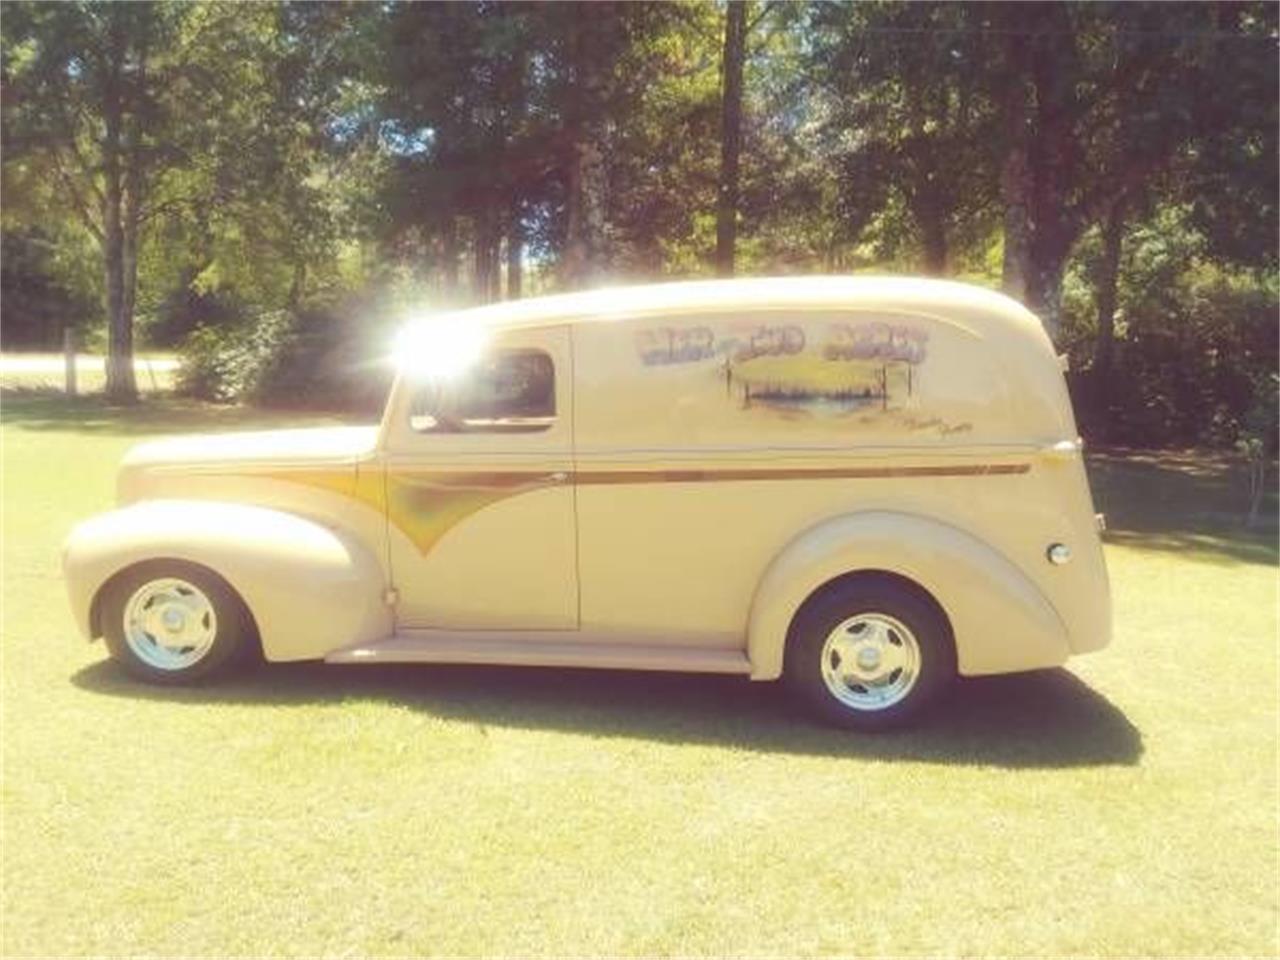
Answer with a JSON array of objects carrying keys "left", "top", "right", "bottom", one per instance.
[
  {"left": 1240, "top": 372, "right": 1279, "bottom": 454},
  {"left": 175, "top": 298, "right": 393, "bottom": 415},
  {"left": 2, "top": 0, "right": 1276, "bottom": 447},
  {"left": 808, "top": 2, "right": 999, "bottom": 273},
  {"left": 1065, "top": 207, "right": 1278, "bottom": 447},
  {"left": 0, "top": 227, "right": 100, "bottom": 348},
  {"left": 176, "top": 311, "right": 294, "bottom": 404},
  {"left": 604, "top": 3, "right": 722, "bottom": 277},
  {"left": 142, "top": 280, "right": 248, "bottom": 349},
  {"left": 1103, "top": 280, "right": 1275, "bottom": 448},
  {"left": 251, "top": 303, "right": 393, "bottom": 414}
]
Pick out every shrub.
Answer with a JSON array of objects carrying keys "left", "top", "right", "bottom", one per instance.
[
  {"left": 252, "top": 306, "right": 392, "bottom": 415},
  {"left": 176, "top": 305, "right": 392, "bottom": 416},
  {"left": 176, "top": 310, "right": 293, "bottom": 404},
  {"left": 1064, "top": 257, "right": 1278, "bottom": 448}
]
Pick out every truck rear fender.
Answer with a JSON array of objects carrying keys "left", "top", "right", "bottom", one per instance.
[{"left": 747, "top": 510, "right": 1069, "bottom": 680}]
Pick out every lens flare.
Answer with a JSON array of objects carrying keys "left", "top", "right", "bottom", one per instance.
[{"left": 394, "top": 314, "right": 490, "bottom": 380}]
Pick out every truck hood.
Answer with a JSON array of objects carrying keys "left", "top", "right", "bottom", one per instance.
[{"left": 121, "top": 425, "right": 380, "bottom": 472}]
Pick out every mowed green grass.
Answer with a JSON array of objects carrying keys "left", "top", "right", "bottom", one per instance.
[{"left": 2, "top": 393, "right": 1277, "bottom": 957}]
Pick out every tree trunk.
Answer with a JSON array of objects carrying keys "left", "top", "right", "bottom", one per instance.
[
  {"left": 714, "top": 0, "right": 747, "bottom": 278},
  {"left": 440, "top": 216, "right": 460, "bottom": 302},
  {"left": 500, "top": 7, "right": 526, "bottom": 303},
  {"left": 1021, "top": 6, "right": 1087, "bottom": 347},
  {"left": 561, "top": 12, "right": 609, "bottom": 287},
  {"left": 473, "top": 203, "right": 501, "bottom": 304},
  {"left": 101, "top": 16, "right": 137, "bottom": 401},
  {"left": 1093, "top": 197, "right": 1126, "bottom": 433},
  {"left": 1024, "top": 253, "right": 1069, "bottom": 344},
  {"left": 120, "top": 211, "right": 139, "bottom": 373},
  {"left": 487, "top": 212, "right": 502, "bottom": 302},
  {"left": 998, "top": 6, "right": 1033, "bottom": 305},
  {"left": 919, "top": 214, "right": 947, "bottom": 276},
  {"left": 1000, "top": 148, "right": 1032, "bottom": 302},
  {"left": 121, "top": 119, "right": 142, "bottom": 393},
  {"left": 999, "top": 87, "right": 1032, "bottom": 302},
  {"left": 506, "top": 209, "right": 523, "bottom": 300},
  {"left": 563, "top": 136, "right": 606, "bottom": 286},
  {"left": 473, "top": 218, "right": 487, "bottom": 303},
  {"left": 286, "top": 262, "right": 307, "bottom": 309},
  {"left": 102, "top": 186, "right": 135, "bottom": 400}
]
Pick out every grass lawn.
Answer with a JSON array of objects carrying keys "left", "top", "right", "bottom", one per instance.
[{"left": 2, "top": 393, "right": 1277, "bottom": 957}]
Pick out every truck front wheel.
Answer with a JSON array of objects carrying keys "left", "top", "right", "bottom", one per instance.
[{"left": 100, "top": 560, "right": 254, "bottom": 684}]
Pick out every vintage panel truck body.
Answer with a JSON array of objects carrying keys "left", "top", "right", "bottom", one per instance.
[{"left": 63, "top": 277, "right": 1111, "bottom": 729}]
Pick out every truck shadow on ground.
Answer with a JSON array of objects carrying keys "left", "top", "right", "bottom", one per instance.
[{"left": 72, "top": 659, "right": 1142, "bottom": 769}]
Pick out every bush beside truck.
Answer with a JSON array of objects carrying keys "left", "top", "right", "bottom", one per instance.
[{"left": 176, "top": 303, "right": 393, "bottom": 417}]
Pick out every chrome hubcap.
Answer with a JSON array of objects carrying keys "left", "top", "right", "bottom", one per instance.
[
  {"left": 820, "top": 612, "right": 921, "bottom": 711},
  {"left": 122, "top": 578, "right": 217, "bottom": 670}
]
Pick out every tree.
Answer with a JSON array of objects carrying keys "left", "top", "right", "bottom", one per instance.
[
  {"left": 714, "top": 1, "right": 746, "bottom": 276},
  {"left": 992, "top": 2, "right": 1275, "bottom": 341},
  {"left": 373, "top": 2, "right": 690, "bottom": 294},
  {"left": 552, "top": 2, "right": 686, "bottom": 286},
  {"left": 134, "top": 1, "right": 372, "bottom": 328},
  {"left": 1180, "top": 3, "right": 1279, "bottom": 273},
  {"left": 809, "top": 3, "right": 1000, "bottom": 277},
  {"left": 375, "top": 2, "right": 563, "bottom": 302},
  {"left": 1068, "top": 1, "right": 1276, "bottom": 397},
  {"left": 558, "top": 6, "right": 613, "bottom": 287},
  {"left": 6, "top": 3, "right": 155, "bottom": 396},
  {"left": 2, "top": 1, "right": 289, "bottom": 398}
]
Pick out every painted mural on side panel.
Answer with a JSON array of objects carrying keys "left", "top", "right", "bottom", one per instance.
[{"left": 635, "top": 320, "right": 972, "bottom": 436}]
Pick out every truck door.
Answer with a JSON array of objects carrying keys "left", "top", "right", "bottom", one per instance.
[{"left": 380, "top": 325, "right": 578, "bottom": 630}]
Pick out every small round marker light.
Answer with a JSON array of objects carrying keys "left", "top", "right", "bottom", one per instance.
[{"left": 1047, "top": 543, "right": 1072, "bottom": 566}]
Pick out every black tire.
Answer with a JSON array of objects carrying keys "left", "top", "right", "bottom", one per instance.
[
  {"left": 783, "top": 577, "right": 956, "bottom": 731},
  {"left": 99, "top": 560, "right": 255, "bottom": 685}
]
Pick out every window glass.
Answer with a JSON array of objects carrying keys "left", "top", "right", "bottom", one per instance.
[{"left": 409, "top": 349, "right": 555, "bottom": 434}]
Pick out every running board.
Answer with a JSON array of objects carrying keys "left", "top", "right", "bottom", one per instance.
[{"left": 326, "top": 631, "right": 752, "bottom": 675}]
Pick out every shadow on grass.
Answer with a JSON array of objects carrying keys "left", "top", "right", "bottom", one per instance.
[
  {"left": 0, "top": 391, "right": 362, "bottom": 436},
  {"left": 1087, "top": 450, "right": 1278, "bottom": 567},
  {"left": 1103, "top": 528, "right": 1278, "bottom": 566},
  {"left": 72, "top": 658, "right": 1141, "bottom": 770}
]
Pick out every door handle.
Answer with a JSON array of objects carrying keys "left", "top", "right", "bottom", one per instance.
[{"left": 548, "top": 471, "right": 570, "bottom": 484}]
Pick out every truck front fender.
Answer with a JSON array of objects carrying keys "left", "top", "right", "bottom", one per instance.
[
  {"left": 746, "top": 510, "right": 1069, "bottom": 680},
  {"left": 64, "top": 500, "right": 390, "bottom": 661}
]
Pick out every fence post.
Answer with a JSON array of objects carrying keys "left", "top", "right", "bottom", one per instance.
[{"left": 63, "top": 328, "right": 77, "bottom": 397}]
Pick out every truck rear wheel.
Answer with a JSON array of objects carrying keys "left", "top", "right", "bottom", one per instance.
[
  {"left": 100, "top": 560, "right": 254, "bottom": 684},
  {"left": 784, "top": 578, "right": 955, "bottom": 731}
]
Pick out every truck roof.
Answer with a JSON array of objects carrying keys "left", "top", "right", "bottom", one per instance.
[{"left": 433, "top": 276, "right": 1046, "bottom": 339}]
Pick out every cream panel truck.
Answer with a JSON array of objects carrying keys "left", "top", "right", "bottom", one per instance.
[{"left": 63, "top": 277, "right": 1111, "bottom": 730}]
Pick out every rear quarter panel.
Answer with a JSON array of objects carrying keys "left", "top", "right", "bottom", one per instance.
[{"left": 569, "top": 302, "right": 1108, "bottom": 673}]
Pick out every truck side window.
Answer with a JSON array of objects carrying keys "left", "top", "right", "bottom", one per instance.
[{"left": 409, "top": 348, "right": 556, "bottom": 434}]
